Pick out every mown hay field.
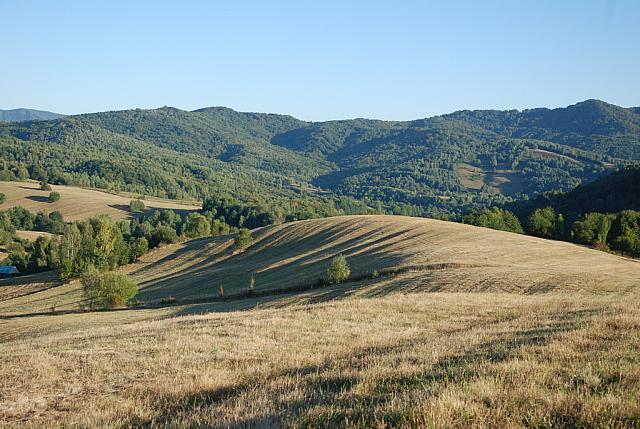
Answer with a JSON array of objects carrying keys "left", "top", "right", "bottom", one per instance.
[
  {"left": 0, "top": 215, "right": 639, "bottom": 427},
  {"left": 0, "top": 180, "right": 199, "bottom": 221}
]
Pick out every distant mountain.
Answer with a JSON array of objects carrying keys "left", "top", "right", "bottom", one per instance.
[
  {"left": 0, "top": 100, "right": 637, "bottom": 217},
  {"left": 0, "top": 108, "right": 65, "bottom": 122}
]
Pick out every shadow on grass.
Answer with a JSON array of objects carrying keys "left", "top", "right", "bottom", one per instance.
[
  {"left": 125, "top": 307, "right": 600, "bottom": 428},
  {"left": 132, "top": 220, "right": 426, "bottom": 302}
]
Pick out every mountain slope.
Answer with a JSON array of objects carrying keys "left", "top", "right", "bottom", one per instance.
[
  {"left": 0, "top": 108, "right": 64, "bottom": 122},
  {"left": 0, "top": 100, "right": 637, "bottom": 217},
  {"left": 506, "top": 166, "right": 640, "bottom": 221}
]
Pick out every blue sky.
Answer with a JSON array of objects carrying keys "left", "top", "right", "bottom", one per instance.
[{"left": 1, "top": 0, "right": 638, "bottom": 121}]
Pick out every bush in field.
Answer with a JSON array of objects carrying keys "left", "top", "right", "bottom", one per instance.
[
  {"left": 40, "top": 181, "right": 52, "bottom": 191},
  {"left": 48, "top": 191, "right": 61, "bottom": 203},
  {"left": 235, "top": 228, "right": 253, "bottom": 248},
  {"left": 82, "top": 271, "right": 138, "bottom": 310},
  {"left": 325, "top": 254, "right": 351, "bottom": 285},
  {"left": 0, "top": 192, "right": 5, "bottom": 204},
  {"left": 129, "top": 199, "right": 145, "bottom": 213}
]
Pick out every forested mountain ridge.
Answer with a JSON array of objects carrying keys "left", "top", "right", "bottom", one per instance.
[
  {"left": 0, "top": 100, "right": 637, "bottom": 217},
  {"left": 0, "top": 108, "right": 65, "bottom": 122}
]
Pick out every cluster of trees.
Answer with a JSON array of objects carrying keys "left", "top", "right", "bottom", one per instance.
[
  {"left": 463, "top": 205, "right": 640, "bottom": 258},
  {"left": 526, "top": 207, "right": 640, "bottom": 256},
  {"left": 1, "top": 204, "right": 242, "bottom": 278}
]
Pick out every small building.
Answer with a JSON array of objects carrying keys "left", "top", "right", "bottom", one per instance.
[{"left": 0, "top": 266, "right": 20, "bottom": 278}]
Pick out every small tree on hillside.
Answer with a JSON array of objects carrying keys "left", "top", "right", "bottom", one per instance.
[
  {"left": 40, "top": 181, "right": 52, "bottom": 191},
  {"left": 0, "top": 192, "right": 5, "bottom": 204},
  {"left": 82, "top": 271, "right": 138, "bottom": 310},
  {"left": 130, "top": 199, "right": 145, "bottom": 213},
  {"left": 325, "top": 254, "right": 351, "bottom": 285},
  {"left": 235, "top": 228, "right": 253, "bottom": 248},
  {"left": 48, "top": 191, "right": 61, "bottom": 203},
  {"left": 246, "top": 274, "right": 256, "bottom": 295}
]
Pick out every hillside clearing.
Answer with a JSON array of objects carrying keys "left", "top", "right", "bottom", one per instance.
[{"left": 0, "top": 181, "right": 199, "bottom": 221}]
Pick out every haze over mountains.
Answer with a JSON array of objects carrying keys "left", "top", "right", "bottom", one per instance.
[
  {"left": 0, "top": 108, "right": 64, "bottom": 122},
  {"left": 0, "top": 99, "right": 638, "bottom": 217}
]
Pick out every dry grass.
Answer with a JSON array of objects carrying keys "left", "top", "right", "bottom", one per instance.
[
  {"left": 2, "top": 215, "right": 639, "bottom": 316},
  {"left": 0, "top": 293, "right": 638, "bottom": 428},
  {"left": 0, "top": 181, "right": 199, "bottom": 221},
  {"left": 1, "top": 215, "right": 639, "bottom": 427}
]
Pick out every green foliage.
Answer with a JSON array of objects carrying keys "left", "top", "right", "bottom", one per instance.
[
  {"left": 48, "top": 191, "right": 61, "bottom": 202},
  {"left": 246, "top": 274, "right": 256, "bottom": 295},
  {"left": 463, "top": 208, "right": 523, "bottom": 233},
  {"left": 609, "top": 210, "right": 640, "bottom": 256},
  {"left": 0, "top": 100, "right": 636, "bottom": 218},
  {"left": 129, "top": 199, "right": 145, "bottom": 213},
  {"left": 40, "top": 181, "right": 52, "bottom": 191},
  {"left": 526, "top": 207, "right": 559, "bottom": 238},
  {"left": 571, "top": 213, "right": 615, "bottom": 245},
  {"left": 0, "top": 192, "right": 5, "bottom": 204},
  {"left": 234, "top": 228, "right": 253, "bottom": 248},
  {"left": 506, "top": 166, "right": 640, "bottom": 224},
  {"left": 128, "top": 236, "right": 149, "bottom": 261},
  {"left": 82, "top": 271, "right": 138, "bottom": 310},
  {"left": 150, "top": 225, "right": 178, "bottom": 247},
  {"left": 325, "top": 254, "right": 351, "bottom": 285},
  {"left": 183, "top": 213, "right": 211, "bottom": 238}
]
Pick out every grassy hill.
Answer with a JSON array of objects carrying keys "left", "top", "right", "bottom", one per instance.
[
  {"left": 0, "top": 180, "right": 199, "bottom": 221},
  {"left": 0, "top": 100, "right": 637, "bottom": 217},
  {"left": 1, "top": 215, "right": 639, "bottom": 427},
  {"left": 2, "top": 215, "right": 638, "bottom": 316}
]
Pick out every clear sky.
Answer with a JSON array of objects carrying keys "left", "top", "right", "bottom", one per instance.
[{"left": 1, "top": 0, "right": 638, "bottom": 121}]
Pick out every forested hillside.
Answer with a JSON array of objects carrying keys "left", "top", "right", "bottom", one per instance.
[{"left": 0, "top": 100, "right": 637, "bottom": 217}]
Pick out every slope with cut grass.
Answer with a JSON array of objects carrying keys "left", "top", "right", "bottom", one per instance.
[
  {"left": 0, "top": 180, "right": 199, "bottom": 221},
  {"left": 1, "top": 214, "right": 640, "bottom": 427},
  {"left": 2, "top": 215, "right": 638, "bottom": 317}
]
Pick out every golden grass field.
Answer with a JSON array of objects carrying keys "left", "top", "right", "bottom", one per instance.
[
  {"left": 1, "top": 215, "right": 639, "bottom": 427},
  {"left": 0, "top": 181, "right": 199, "bottom": 221}
]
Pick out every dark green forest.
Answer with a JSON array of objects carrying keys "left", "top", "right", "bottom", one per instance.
[
  {"left": 464, "top": 167, "right": 640, "bottom": 257},
  {"left": 0, "top": 99, "right": 638, "bottom": 217}
]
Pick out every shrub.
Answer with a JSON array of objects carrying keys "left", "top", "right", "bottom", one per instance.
[
  {"left": 129, "top": 199, "right": 145, "bottom": 213},
  {"left": 246, "top": 274, "right": 256, "bottom": 295},
  {"left": 48, "top": 191, "right": 61, "bottom": 203},
  {"left": 0, "top": 192, "right": 5, "bottom": 204},
  {"left": 235, "top": 228, "right": 253, "bottom": 248},
  {"left": 40, "top": 181, "right": 52, "bottom": 191},
  {"left": 325, "top": 254, "right": 351, "bottom": 285},
  {"left": 184, "top": 213, "right": 211, "bottom": 238},
  {"left": 82, "top": 271, "right": 138, "bottom": 310},
  {"left": 150, "top": 225, "right": 178, "bottom": 247}
]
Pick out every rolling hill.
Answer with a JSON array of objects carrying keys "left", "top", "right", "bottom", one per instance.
[
  {"left": 1, "top": 215, "right": 639, "bottom": 427},
  {"left": 2, "top": 215, "right": 638, "bottom": 316},
  {"left": 0, "top": 100, "right": 637, "bottom": 217},
  {"left": 0, "top": 108, "right": 64, "bottom": 122}
]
